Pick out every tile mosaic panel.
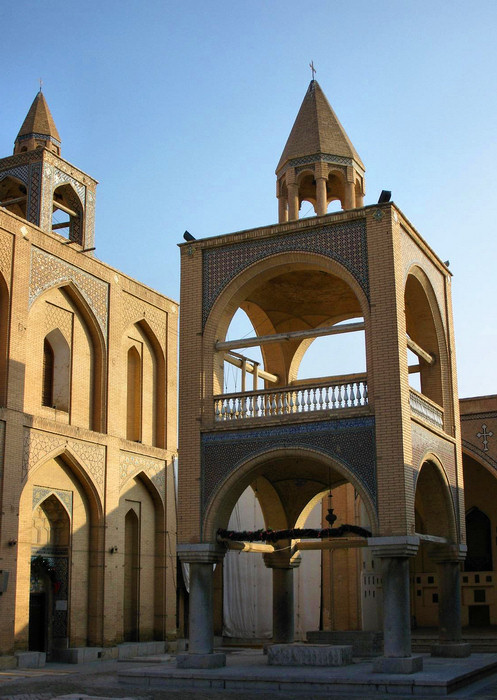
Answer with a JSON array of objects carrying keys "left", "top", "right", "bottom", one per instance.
[
  {"left": 23, "top": 427, "right": 106, "bottom": 494},
  {"left": 201, "top": 416, "right": 376, "bottom": 518},
  {"left": 202, "top": 219, "right": 368, "bottom": 326},
  {"left": 32, "top": 485, "right": 73, "bottom": 515},
  {"left": 30, "top": 247, "right": 108, "bottom": 340},
  {"left": 119, "top": 451, "right": 166, "bottom": 503}
]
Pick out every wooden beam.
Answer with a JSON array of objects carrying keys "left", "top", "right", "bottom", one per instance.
[
  {"left": 221, "top": 540, "right": 275, "bottom": 553},
  {"left": 224, "top": 353, "right": 278, "bottom": 383},
  {"left": 216, "top": 321, "right": 365, "bottom": 352},
  {"left": 295, "top": 538, "right": 367, "bottom": 551},
  {"left": 52, "top": 222, "right": 70, "bottom": 230},
  {"left": 406, "top": 336, "right": 435, "bottom": 365},
  {"left": 0, "top": 196, "right": 27, "bottom": 207},
  {"left": 53, "top": 201, "right": 79, "bottom": 218}
]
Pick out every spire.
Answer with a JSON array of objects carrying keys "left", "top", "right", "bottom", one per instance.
[
  {"left": 277, "top": 80, "right": 363, "bottom": 173},
  {"left": 276, "top": 80, "right": 365, "bottom": 222},
  {"left": 14, "top": 91, "right": 61, "bottom": 155}
]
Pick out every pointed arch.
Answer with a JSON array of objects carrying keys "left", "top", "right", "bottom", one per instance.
[
  {"left": 28, "top": 282, "right": 106, "bottom": 431},
  {"left": 43, "top": 328, "right": 71, "bottom": 411},
  {"left": 0, "top": 175, "right": 27, "bottom": 218},
  {"left": 404, "top": 265, "right": 448, "bottom": 418},
  {"left": 52, "top": 183, "right": 84, "bottom": 243},
  {"left": 123, "top": 319, "right": 166, "bottom": 448},
  {"left": 414, "top": 455, "right": 457, "bottom": 541}
]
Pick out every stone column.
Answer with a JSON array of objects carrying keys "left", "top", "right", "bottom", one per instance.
[
  {"left": 430, "top": 544, "right": 470, "bottom": 657},
  {"left": 176, "top": 543, "right": 226, "bottom": 668},
  {"left": 315, "top": 177, "right": 328, "bottom": 216},
  {"left": 287, "top": 184, "right": 299, "bottom": 221},
  {"left": 369, "top": 536, "right": 423, "bottom": 674},
  {"left": 278, "top": 195, "right": 288, "bottom": 223},
  {"left": 264, "top": 550, "right": 301, "bottom": 644},
  {"left": 344, "top": 181, "right": 355, "bottom": 210}
]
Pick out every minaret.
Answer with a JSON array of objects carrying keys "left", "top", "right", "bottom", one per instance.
[
  {"left": 0, "top": 91, "right": 97, "bottom": 251},
  {"left": 276, "top": 80, "right": 365, "bottom": 222}
]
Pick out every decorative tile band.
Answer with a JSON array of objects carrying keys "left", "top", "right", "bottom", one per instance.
[
  {"left": 201, "top": 416, "right": 376, "bottom": 520},
  {"left": 202, "top": 219, "right": 368, "bottom": 327}
]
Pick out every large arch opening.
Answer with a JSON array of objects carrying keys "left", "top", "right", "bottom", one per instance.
[
  {"left": 210, "top": 257, "right": 369, "bottom": 423},
  {"left": 209, "top": 449, "right": 376, "bottom": 642},
  {"left": 404, "top": 270, "right": 445, "bottom": 409}
]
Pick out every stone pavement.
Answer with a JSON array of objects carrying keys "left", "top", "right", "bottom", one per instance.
[{"left": 2, "top": 652, "right": 497, "bottom": 699}]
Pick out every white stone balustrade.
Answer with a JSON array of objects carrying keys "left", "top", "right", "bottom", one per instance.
[
  {"left": 214, "top": 377, "right": 368, "bottom": 421},
  {"left": 409, "top": 389, "right": 443, "bottom": 429}
]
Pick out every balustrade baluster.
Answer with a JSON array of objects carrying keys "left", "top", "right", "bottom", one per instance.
[{"left": 350, "top": 382, "right": 356, "bottom": 406}]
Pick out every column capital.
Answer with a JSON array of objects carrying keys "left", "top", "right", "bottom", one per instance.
[
  {"left": 368, "top": 535, "right": 420, "bottom": 558},
  {"left": 429, "top": 543, "right": 467, "bottom": 564},
  {"left": 177, "top": 543, "right": 226, "bottom": 565}
]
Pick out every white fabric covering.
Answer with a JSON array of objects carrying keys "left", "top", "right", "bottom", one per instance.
[{"left": 223, "top": 486, "right": 321, "bottom": 639}]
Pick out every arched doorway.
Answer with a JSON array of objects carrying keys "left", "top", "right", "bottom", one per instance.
[{"left": 29, "top": 494, "right": 71, "bottom": 657}]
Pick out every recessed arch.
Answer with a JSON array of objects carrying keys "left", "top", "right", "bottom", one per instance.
[
  {"left": 404, "top": 265, "right": 448, "bottom": 414},
  {"left": 204, "top": 252, "right": 371, "bottom": 399},
  {"left": 414, "top": 456, "right": 457, "bottom": 541},
  {"left": 203, "top": 446, "right": 378, "bottom": 541},
  {"left": 122, "top": 319, "right": 166, "bottom": 448}
]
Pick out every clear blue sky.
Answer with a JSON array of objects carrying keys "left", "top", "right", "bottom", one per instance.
[{"left": 1, "top": 0, "right": 496, "bottom": 398}]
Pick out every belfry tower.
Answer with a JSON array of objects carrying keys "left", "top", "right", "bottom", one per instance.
[
  {"left": 178, "top": 80, "right": 466, "bottom": 672},
  {"left": 0, "top": 91, "right": 97, "bottom": 250},
  {"left": 276, "top": 80, "right": 365, "bottom": 220}
]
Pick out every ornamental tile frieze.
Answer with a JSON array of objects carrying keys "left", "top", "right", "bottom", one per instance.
[
  {"left": 119, "top": 451, "right": 166, "bottom": 503},
  {"left": 29, "top": 247, "right": 108, "bottom": 339},
  {"left": 202, "top": 219, "right": 368, "bottom": 327},
  {"left": 22, "top": 428, "right": 106, "bottom": 494},
  {"left": 201, "top": 416, "right": 376, "bottom": 517},
  {"left": 121, "top": 292, "right": 167, "bottom": 351}
]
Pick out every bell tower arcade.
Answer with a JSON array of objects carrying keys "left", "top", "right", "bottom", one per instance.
[
  {"left": 0, "top": 90, "right": 97, "bottom": 251},
  {"left": 177, "top": 80, "right": 466, "bottom": 673}
]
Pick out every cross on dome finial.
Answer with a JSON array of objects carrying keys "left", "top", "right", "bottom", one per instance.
[
  {"left": 309, "top": 61, "right": 316, "bottom": 80},
  {"left": 39, "top": 77, "right": 43, "bottom": 93}
]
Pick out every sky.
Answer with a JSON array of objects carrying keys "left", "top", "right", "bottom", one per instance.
[{"left": 1, "top": 0, "right": 496, "bottom": 398}]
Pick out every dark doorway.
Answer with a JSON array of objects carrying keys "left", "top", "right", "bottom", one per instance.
[
  {"left": 28, "top": 592, "right": 46, "bottom": 651},
  {"left": 468, "top": 604, "right": 490, "bottom": 627}
]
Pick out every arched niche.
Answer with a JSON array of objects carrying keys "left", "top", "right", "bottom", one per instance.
[
  {"left": 414, "top": 458, "right": 457, "bottom": 541},
  {"left": 404, "top": 267, "right": 447, "bottom": 410},
  {"left": 122, "top": 320, "right": 165, "bottom": 448},
  {"left": 52, "top": 184, "right": 83, "bottom": 244},
  {"left": 43, "top": 328, "right": 71, "bottom": 411},
  {"left": 0, "top": 175, "right": 27, "bottom": 218}
]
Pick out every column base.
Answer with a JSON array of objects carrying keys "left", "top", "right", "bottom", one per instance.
[
  {"left": 176, "top": 652, "right": 226, "bottom": 669},
  {"left": 431, "top": 643, "right": 471, "bottom": 658},
  {"left": 373, "top": 655, "right": 423, "bottom": 674}
]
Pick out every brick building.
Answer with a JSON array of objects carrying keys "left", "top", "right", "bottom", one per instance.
[
  {"left": 0, "top": 92, "right": 178, "bottom": 663},
  {"left": 177, "top": 79, "right": 497, "bottom": 671}
]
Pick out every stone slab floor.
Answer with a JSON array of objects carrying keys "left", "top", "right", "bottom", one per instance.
[{"left": 3, "top": 653, "right": 497, "bottom": 699}]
